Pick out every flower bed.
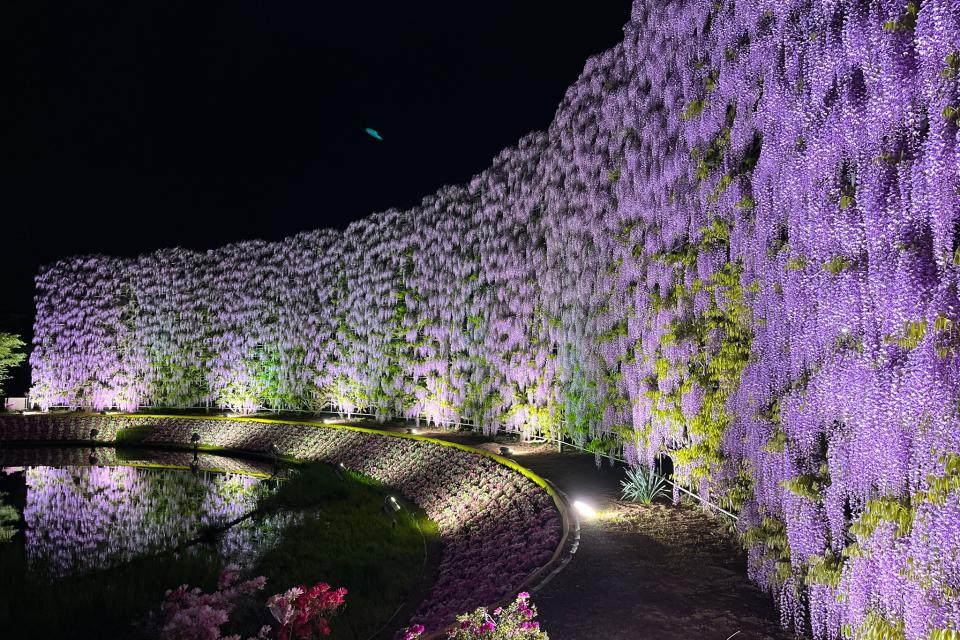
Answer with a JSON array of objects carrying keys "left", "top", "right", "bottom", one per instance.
[{"left": 0, "top": 413, "right": 565, "bottom": 632}]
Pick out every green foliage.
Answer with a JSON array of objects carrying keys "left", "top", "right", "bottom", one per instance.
[
  {"left": 767, "top": 225, "right": 789, "bottom": 257},
  {"left": 836, "top": 330, "right": 864, "bottom": 354},
  {"left": 673, "top": 260, "right": 753, "bottom": 483},
  {"left": 782, "top": 465, "right": 830, "bottom": 502},
  {"left": 704, "top": 68, "right": 720, "bottom": 93},
  {"left": 782, "top": 475, "right": 820, "bottom": 501},
  {"left": 918, "top": 452, "right": 960, "bottom": 506},
  {"left": 700, "top": 219, "right": 729, "bottom": 250},
  {"left": 254, "top": 462, "right": 431, "bottom": 638},
  {"left": 758, "top": 397, "right": 781, "bottom": 425},
  {"left": 598, "top": 318, "right": 628, "bottom": 343},
  {"left": 785, "top": 256, "right": 807, "bottom": 271},
  {"left": 723, "top": 462, "right": 755, "bottom": 512},
  {"left": 882, "top": 1, "right": 919, "bottom": 32},
  {"left": 0, "top": 332, "right": 27, "bottom": 396},
  {"left": 824, "top": 255, "right": 852, "bottom": 275},
  {"left": 942, "top": 51, "right": 960, "bottom": 79},
  {"left": 620, "top": 465, "right": 670, "bottom": 504},
  {"left": 934, "top": 314, "right": 953, "bottom": 333},
  {"left": 883, "top": 319, "right": 927, "bottom": 350},
  {"left": 114, "top": 425, "right": 158, "bottom": 445},
  {"left": 562, "top": 365, "right": 602, "bottom": 444},
  {"left": 849, "top": 495, "right": 915, "bottom": 541},
  {"left": 805, "top": 548, "right": 843, "bottom": 588},
  {"left": 682, "top": 98, "right": 708, "bottom": 121},
  {"left": 743, "top": 516, "right": 792, "bottom": 587},
  {"left": 930, "top": 314, "right": 960, "bottom": 358},
  {"left": 763, "top": 428, "right": 787, "bottom": 453},
  {"left": 442, "top": 593, "right": 549, "bottom": 640},
  {"left": 586, "top": 434, "right": 619, "bottom": 456},
  {"left": 0, "top": 492, "right": 18, "bottom": 543},
  {"left": 943, "top": 105, "right": 960, "bottom": 126},
  {"left": 692, "top": 126, "right": 731, "bottom": 181},
  {"left": 734, "top": 133, "right": 763, "bottom": 176},
  {"left": 843, "top": 610, "right": 905, "bottom": 640}
]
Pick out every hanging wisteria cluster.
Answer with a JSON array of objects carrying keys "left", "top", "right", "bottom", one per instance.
[{"left": 28, "top": 0, "right": 960, "bottom": 637}]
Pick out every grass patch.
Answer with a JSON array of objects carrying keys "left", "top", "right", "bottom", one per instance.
[
  {"left": 114, "top": 425, "right": 158, "bottom": 445},
  {"left": 250, "top": 462, "right": 439, "bottom": 639}
]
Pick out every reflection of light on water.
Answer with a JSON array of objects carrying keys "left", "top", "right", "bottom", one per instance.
[{"left": 21, "top": 466, "right": 278, "bottom": 579}]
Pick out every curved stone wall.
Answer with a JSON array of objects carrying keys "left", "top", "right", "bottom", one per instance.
[{"left": 0, "top": 413, "right": 566, "bottom": 632}]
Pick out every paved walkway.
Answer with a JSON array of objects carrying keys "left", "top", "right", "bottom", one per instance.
[{"left": 372, "top": 424, "right": 795, "bottom": 640}]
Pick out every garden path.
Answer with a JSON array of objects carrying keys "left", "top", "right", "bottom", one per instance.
[{"left": 371, "top": 424, "right": 797, "bottom": 640}]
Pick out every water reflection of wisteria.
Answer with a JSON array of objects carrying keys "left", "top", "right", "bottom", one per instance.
[{"left": 19, "top": 465, "right": 289, "bottom": 579}]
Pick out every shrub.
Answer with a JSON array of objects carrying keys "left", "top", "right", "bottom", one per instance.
[
  {"left": 620, "top": 465, "right": 670, "bottom": 504},
  {"left": 159, "top": 565, "right": 270, "bottom": 640},
  {"left": 403, "top": 592, "right": 548, "bottom": 639},
  {"left": 159, "top": 569, "right": 347, "bottom": 640}
]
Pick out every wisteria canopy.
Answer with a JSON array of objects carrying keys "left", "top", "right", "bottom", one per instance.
[{"left": 28, "top": 0, "right": 960, "bottom": 638}]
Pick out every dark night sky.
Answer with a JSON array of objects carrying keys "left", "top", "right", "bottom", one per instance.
[{"left": 1, "top": 0, "right": 632, "bottom": 394}]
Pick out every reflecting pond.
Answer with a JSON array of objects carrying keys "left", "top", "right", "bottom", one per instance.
[
  {"left": 7, "top": 464, "right": 289, "bottom": 579},
  {"left": 0, "top": 447, "right": 434, "bottom": 640},
  {"left": 0, "top": 448, "right": 289, "bottom": 638}
]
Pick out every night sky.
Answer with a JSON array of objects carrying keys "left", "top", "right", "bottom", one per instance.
[{"left": 1, "top": 0, "right": 632, "bottom": 394}]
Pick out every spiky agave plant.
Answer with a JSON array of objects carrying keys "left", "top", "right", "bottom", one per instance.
[{"left": 620, "top": 465, "right": 670, "bottom": 504}]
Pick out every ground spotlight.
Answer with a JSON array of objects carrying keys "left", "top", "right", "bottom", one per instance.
[
  {"left": 384, "top": 495, "right": 402, "bottom": 513},
  {"left": 573, "top": 500, "right": 597, "bottom": 519},
  {"left": 406, "top": 428, "right": 418, "bottom": 434},
  {"left": 499, "top": 446, "right": 513, "bottom": 456}
]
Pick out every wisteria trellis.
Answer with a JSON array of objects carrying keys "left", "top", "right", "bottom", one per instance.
[{"left": 28, "top": 1, "right": 960, "bottom": 637}]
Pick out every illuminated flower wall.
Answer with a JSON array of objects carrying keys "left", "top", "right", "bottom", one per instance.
[{"left": 28, "top": 0, "right": 960, "bottom": 637}]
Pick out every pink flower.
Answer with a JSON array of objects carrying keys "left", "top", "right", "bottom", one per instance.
[{"left": 218, "top": 564, "right": 240, "bottom": 590}]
